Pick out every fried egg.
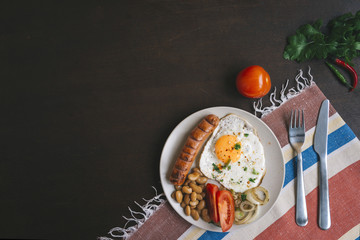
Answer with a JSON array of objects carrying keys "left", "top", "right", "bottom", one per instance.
[{"left": 199, "top": 114, "right": 266, "bottom": 193}]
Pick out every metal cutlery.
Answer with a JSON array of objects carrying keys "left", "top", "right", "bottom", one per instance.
[
  {"left": 314, "top": 99, "right": 331, "bottom": 230},
  {"left": 289, "top": 109, "right": 308, "bottom": 227}
]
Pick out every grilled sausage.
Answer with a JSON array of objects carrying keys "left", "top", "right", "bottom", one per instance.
[{"left": 170, "top": 114, "right": 219, "bottom": 185}]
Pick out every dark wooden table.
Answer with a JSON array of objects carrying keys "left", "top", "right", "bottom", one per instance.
[{"left": 1, "top": 1, "right": 359, "bottom": 239}]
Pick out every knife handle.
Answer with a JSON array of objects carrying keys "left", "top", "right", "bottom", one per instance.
[
  {"left": 296, "top": 152, "right": 308, "bottom": 226},
  {"left": 319, "top": 155, "right": 331, "bottom": 230}
]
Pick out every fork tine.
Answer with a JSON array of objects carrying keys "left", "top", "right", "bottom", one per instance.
[
  {"left": 290, "top": 110, "right": 294, "bottom": 128},
  {"left": 302, "top": 110, "right": 305, "bottom": 129},
  {"left": 294, "top": 109, "right": 297, "bottom": 128},
  {"left": 298, "top": 109, "right": 301, "bottom": 128}
]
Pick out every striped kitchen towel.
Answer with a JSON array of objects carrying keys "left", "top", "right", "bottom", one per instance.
[{"left": 99, "top": 69, "right": 360, "bottom": 240}]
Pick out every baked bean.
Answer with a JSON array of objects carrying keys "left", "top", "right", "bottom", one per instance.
[
  {"left": 201, "top": 208, "right": 211, "bottom": 222},
  {"left": 182, "top": 186, "right": 192, "bottom": 194},
  {"left": 196, "top": 200, "right": 205, "bottom": 211},
  {"left": 191, "top": 209, "right": 200, "bottom": 220},
  {"left": 185, "top": 205, "right": 191, "bottom": 216},
  {"left": 176, "top": 191, "right": 183, "bottom": 203},
  {"left": 190, "top": 200, "right": 199, "bottom": 207},
  {"left": 173, "top": 168, "right": 209, "bottom": 222},
  {"left": 190, "top": 192, "right": 197, "bottom": 202},
  {"left": 184, "top": 179, "right": 191, "bottom": 186},
  {"left": 192, "top": 167, "right": 203, "bottom": 176},
  {"left": 184, "top": 194, "right": 190, "bottom": 205},
  {"left": 198, "top": 184, "right": 205, "bottom": 191},
  {"left": 196, "top": 176, "right": 208, "bottom": 185},
  {"left": 189, "top": 182, "right": 202, "bottom": 194},
  {"left": 187, "top": 172, "right": 200, "bottom": 181}
]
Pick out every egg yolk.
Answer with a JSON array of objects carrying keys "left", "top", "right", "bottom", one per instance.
[{"left": 214, "top": 135, "right": 241, "bottom": 163}]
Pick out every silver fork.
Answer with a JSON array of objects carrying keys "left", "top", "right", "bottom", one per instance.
[{"left": 289, "top": 109, "right": 308, "bottom": 226}]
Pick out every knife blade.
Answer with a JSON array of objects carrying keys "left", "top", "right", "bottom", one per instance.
[{"left": 314, "top": 99, "right": 331, "bottom": 230}]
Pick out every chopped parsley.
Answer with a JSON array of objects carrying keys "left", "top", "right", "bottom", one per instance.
[
  {"left": 249, "top": 178, "right": 256, "bottom": 183},
  {"left": 252, "top": 168, "right": 259, "bottom": 175},
  {"left": 220, "top": 179, "right": 223, "bottom": 182},
  {"left": 224, "top": 159, "right": 231, "bottom": 168},
  {"left": 243, "top": 167, "right": 248, "bottom": 171},
  {"left": 234, "top": 143, "right": 241, "bottom": 150},
  {"left": 212, "top": 163, "right": 222, "bottom": 173},
  {"left": 244, "top": 133, "right": 249, "bottom": 137},
  {"left": 241, "top": 193, "right": 247, "bottom": 201},
  {"left": 227, "top": 165, "right": 231, "bottom": 170},
  {"left": 283, "top": 11, "right": 360, "bottom": 64}
]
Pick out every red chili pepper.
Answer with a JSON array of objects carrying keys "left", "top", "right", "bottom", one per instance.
[{"left": 334, "top": 58, "right": 358, "bottom": 91}]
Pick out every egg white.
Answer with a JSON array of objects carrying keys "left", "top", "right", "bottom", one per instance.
[{"left": 199, "top": 114, "right": 266, "bottom": 193}]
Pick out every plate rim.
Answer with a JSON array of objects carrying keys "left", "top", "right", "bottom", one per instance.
[{"left": 159, "top": 106, "right": 285, "bottom": 232}]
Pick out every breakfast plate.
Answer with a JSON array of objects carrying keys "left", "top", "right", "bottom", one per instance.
[{"left": 159, "top": 106, "right": 285, "bottom": 232}]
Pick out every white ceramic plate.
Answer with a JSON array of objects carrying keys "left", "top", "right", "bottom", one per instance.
[{"left": 159, "top": 106, "right": 285, "bottom": 232}]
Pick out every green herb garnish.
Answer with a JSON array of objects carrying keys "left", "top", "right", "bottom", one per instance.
[
  {"left": 234, "top": 143, "right": 241, "bottom": 150},
  {"left": 252, "top": 168, "right": 259, "bottom": 175},
  {"left": 241, "top": 193, "right": 247, "bottom": 201},
  {"left": 212, "top": 163, "right": 222, "bottom": 173},
  {"left": 243, "top": 167, "right": 248, "bottom": 171},
  {"left": 249, "top": 178, "right": 256, "bottom": 183},
  {"left": 224, "top": 159, "right": 231, "bottom": 168},
  {"left": 244, "top": 133, "right": 249, "bottom": 137}
]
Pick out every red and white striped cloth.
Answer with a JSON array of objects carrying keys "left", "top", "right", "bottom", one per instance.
[{"left": 100, "top": 74, "right": 360, "bottom": 240}]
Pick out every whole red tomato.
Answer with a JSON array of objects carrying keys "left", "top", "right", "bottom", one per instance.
[{"left": 236, "top": 65, "right": 271, "bottom": 98}]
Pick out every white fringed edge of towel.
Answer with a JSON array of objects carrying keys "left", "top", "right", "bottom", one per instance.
[
  {"left": 253, "top": 66, "right": 314, "bottom": 118},
  {"left": 98, "top": 186, "right": 166, "bottom": 240}
]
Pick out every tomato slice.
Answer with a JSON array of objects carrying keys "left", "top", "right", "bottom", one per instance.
[
  {"left": 205, "top": 183, "right": 219, "bottom": 223},
  {"left": 216, "top": 190, "right": 235, "bottom": 232}
]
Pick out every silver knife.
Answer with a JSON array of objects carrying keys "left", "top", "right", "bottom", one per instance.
[{"left": 314, "top": 99, "right": 331, "bottom": 230}]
